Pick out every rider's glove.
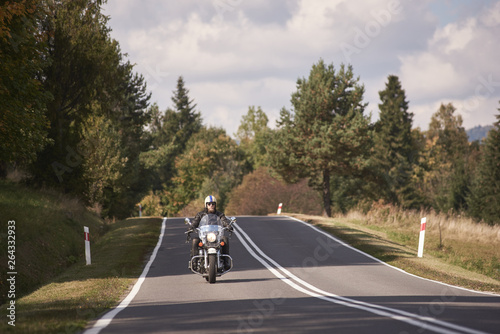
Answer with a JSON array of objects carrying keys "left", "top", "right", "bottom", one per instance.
[{"left": 227, "top": 225, "right": 234, "bottom": 232}]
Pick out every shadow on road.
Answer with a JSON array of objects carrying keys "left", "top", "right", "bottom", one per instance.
[{"left": 96, "top": 293, "right": 500, "bottom": 334}]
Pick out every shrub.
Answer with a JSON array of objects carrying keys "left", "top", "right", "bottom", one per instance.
[
  {"left": 225, "top": 167, "right": 322, "bottom": 216},
  {"left": 137, "top": 191, "right": 164, "bottom": 217}
]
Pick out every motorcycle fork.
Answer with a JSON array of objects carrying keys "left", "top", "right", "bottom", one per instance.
[
  {"left": 203, "top": 249, "right": 221, "bottom": 269},
  {"left": 204, "top": 251, "right": 208, "bottom": 270}
]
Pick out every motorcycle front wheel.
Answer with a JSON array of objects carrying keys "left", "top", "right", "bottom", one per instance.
[{"left": 208, "top": 254, "right": 216, "bottom": 284}]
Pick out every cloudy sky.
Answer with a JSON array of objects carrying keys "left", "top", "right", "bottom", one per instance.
[{"left": 102, "top": 0, "right": 500, "bottom": 136}]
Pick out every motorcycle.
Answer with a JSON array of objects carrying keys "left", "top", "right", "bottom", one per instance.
[{"left": 185, "top": 214, "right": 236, "bottom": 283}]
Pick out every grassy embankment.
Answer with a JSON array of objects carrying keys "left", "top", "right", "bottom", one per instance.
[
  {"left": 0, "top": 180, "right": 163, "bottom": 333},
  {"left": 287, "top": 206, "right": 500, "bottom": 294}
]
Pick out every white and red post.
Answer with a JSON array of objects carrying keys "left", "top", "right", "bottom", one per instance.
[
  {"left": 417, "top": 217, "right": 426, "bottom": 258},
  {"left": 277, "top": 203, "right": 283, "bottom": 215},
  {"left": 84, "top": 226, "right": 91, "bottom": 265}
]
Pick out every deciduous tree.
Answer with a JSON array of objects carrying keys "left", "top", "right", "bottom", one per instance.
[
  {"left": 18, "top": 0, "right": 152, "bottom": 218},
  {"left": 79, "top": 114, "right": 127, "bottom": 208},
  {"left": 423, "top": 103, "right": 470, "bottom": 212},
  {"left": 165, "top": 127, "right": 245, "bottom": 215},
  {"left": 0, "top": 0, "right": 51, "bottom": 173},
  {"left": 225, "top": 167, "right": 322, "bottom": 216},
  {"left": 31, "top": 0, "right": 123, "bottom": 192},
  {"left": 235, "top": 106, "right": 271, "bottom": 170}
]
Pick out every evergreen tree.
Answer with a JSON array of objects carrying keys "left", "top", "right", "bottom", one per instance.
[
  {"left": 468, "top": 106, "right": 500, "bottom": 225},
  {"left": 372, "top": 75, "right": 420, "bottom": 208},
  {"left": 270, "top": 59, "right": 372, "bottom": 217},
  {"left": 140, "top": 76, "right": 202, "bottom": 191},
  {"left": 104, "top": 62, "right": 151, "bottom": 218},
  {"left": 170, "top": 76, "right": 202, "bottom": 152}
]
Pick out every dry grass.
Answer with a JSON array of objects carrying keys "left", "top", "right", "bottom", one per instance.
[
  {"left": 355, "top": 205, "right": 500, "bottom": 280},
  {"left": 350, "top": 206, "right": 500, "bottom": 245},
  {"left": 288, "top": 206, "right": 500, "bottom": 294}
]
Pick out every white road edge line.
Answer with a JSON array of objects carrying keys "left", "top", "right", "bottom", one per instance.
[
  {"left": 286, "top": 215, "right": 500, "bottom": 297},
  {"left": 83, "top": 217, "right": 168, "bottom": 334},
  {"left": 234, "top": 222, "right": 488, "bottom": 334}
]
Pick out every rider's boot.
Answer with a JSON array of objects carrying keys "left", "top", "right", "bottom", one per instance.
[{"left": 224, "top": 256, "right": 231, "bottom": 270}]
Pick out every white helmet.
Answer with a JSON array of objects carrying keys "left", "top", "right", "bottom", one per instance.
[{"left": 204, "top": 195, "right": 216, "bottom": 208}]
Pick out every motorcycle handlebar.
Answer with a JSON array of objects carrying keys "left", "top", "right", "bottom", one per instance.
[{"left": 185, "top": 229, "right": 195, "bottom": 243}]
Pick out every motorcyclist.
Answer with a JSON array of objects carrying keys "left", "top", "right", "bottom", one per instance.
[{"left": 189, "top": 195, "right": 233, "bottom": 269}]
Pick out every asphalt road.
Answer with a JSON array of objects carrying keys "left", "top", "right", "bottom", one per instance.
[{"left": 85, "top": 216, "right": 500, "bottom": 334}]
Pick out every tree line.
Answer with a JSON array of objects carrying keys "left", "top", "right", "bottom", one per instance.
[{"left": 1, "top": 1, "right": 499, "bottom": 224}]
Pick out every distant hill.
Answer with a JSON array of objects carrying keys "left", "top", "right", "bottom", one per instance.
[{"left": 467, "top": 125, "right": 493, "bottom": 142}]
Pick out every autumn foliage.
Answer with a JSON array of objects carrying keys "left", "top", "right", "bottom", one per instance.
[{"left": 225, "top": 167, "right": 322, "bottom": 216}]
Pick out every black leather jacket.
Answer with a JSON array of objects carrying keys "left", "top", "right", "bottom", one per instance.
[{"left": 192, "top": 208, "right": 231, "bottom": 229}]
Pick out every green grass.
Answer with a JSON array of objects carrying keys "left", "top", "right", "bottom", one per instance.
[
  {"left": 0, "top": 180, "right": 163, "bottom": 333},
  {"left": 0, "top": 216, "right": 162, "bottom": 333},
  {"left": 0, "top": 180, "right": 105, "bottom": 304}
]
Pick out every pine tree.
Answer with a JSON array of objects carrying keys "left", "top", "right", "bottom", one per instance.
[
  {"left": 171, "top": 76, "right": 202, "bottom": 152},
  {"left": 468, "top": 106, "right": 500, "bottom": 225},
  {"left": 270, "top": 59, "right": 372, "bottom": 217},
  {"left": 141, "top": 76, "right": 202, "bottom": 191},
  {"left": 372, "top": 75, "right": 420, "bottom": 208}
]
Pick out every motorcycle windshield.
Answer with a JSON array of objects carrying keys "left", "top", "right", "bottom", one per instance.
[
  {"left": 199, "top": 213, "right": 222, "bottom": 227},
  {"left": 198, "top": 214, "right": 223, "bottom": 237}
]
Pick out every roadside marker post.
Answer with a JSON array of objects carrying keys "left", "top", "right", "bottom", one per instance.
[
  {"left": 417, "top": 217, "right": 426, "bottom": 258},
  {"left": 139, "top": 203, "right": 142, "bottom": 217},
  {"left": 277, "top": 203, "right": 283, "bottom": 215},
  {"left": 84, "top": 226, "right": 91, "bottom": 265}
]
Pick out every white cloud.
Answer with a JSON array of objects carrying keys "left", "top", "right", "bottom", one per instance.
[
  {"left": 190, "top": 77, "right": 296, "bottom": 132},
  {"left": 103, "top": 0, "right": 499, "bottom": 134},
  {"left": 399, "top": 53, "right": 465, "bottom": 100},
  {"left": 480, "top": 1, "right": 500, "bottom": 27},
  {"left": 395, "top": 1, "right": 500, "bottom": 129},
  {"left": 430, "top": 18, "right": 476, "bottom": 54}
]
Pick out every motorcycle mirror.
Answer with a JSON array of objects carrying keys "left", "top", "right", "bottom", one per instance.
[
  {"left": 230, "top": 216, "right": 236, "bottom": 224},
  {"left": 184, "top": 218, "right": 192, "bottom": 226}
]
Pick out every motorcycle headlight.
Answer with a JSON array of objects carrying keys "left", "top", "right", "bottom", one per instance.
[{"left": 207, "top": 232, "right": 217, "bottom": 243}]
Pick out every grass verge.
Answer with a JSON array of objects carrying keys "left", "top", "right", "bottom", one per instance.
[
  {"left": 0, "top": 180, "right": 105, "bottom": 304},
  {"left": 0, "top": 216, "right": 163, "bottom": 333},
  {"left": 286, "top": 212, "right": 500, "bottom": 294}
]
